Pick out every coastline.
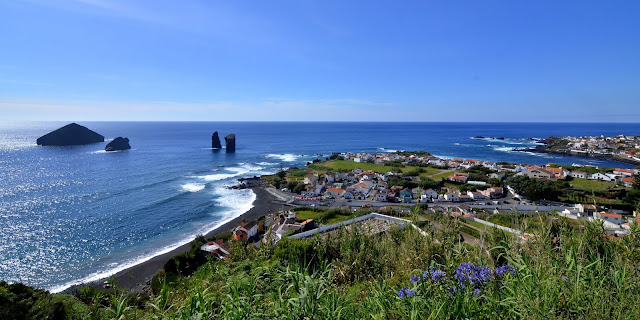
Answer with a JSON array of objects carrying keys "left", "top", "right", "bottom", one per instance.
[
  {"left": 61, "top": 185, "right": 291, "bottom": 294},
  {"left": 519, "top": 147, "right": 640, "bottom": 167}
]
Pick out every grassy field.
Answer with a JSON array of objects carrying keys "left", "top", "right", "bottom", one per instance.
[
  {"left": 293, "top": 208, "right": 365, "bottom": 225},
  {"left": 569, "top": 178, "right": 618, "bottom": 192},
  {"left": 465, "top": 219, "right": 490, "bottom": 231},
  {"left": 308, "top": 160, "right": 447, "bottom": 178}
]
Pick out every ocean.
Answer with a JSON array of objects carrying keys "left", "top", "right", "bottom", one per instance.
[{"left": 0, "top": 121, "right": 638, "bottom": 292}]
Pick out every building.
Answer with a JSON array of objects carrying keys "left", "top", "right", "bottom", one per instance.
[
  {"left": 595, "top": 212, "right": 623, "bottom": 225},
  {"left": 613, "top": 168, "right": 635, "bottom": 177},
  {"left": 233, "top": 220, "right": 258, "bottom": 241},
  {"left": 444, "top": 192, "right": 459, "bottom": 202},
  {"left": 200, "top": 239, "right": 230, "bottom": 260},
  {"left": 571, "top": 171, "right": 587, "bottom": 179},
  {"left": 521, "top": 168, "right": 553, "bottom": 180}
]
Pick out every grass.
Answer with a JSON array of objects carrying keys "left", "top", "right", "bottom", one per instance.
[
  {"left": 6, "top": 207, "right": 640, "bottom": 319},
  {"left": 569, "top": 178, "right": 618, "bottom": 192},
  {"left": 294, "top": 210, "right": 327, "bottom": 220},
  {"left": 308, "top": 160, "right": 448, "bottom": 178},
  {"left": 465, "top": 220, "right": 490, "bottom": 231}
]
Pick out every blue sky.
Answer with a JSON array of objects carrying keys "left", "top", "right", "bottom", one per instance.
[{"left": 1, "top": 0, "right": 639, "bottom": 122}]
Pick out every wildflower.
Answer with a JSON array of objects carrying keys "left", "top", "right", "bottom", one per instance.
[
  {"left": 411, "top": 274, "right": 420, "bottom": 284},
  {"left": 562, "top": 276, "right": 568, "bottom": 281},
  {"left": 495, "top": 264, "right": 516, "bottom": 277},
  {"left": 398, "top": 287, "right": 416, "bottom": 298},
  {"left": 431, "top": 269, "right": 447, "bottom": 283},
  {"left": 473, "top": 288, "right": 482, "bottom": 296},
  {"left": 455, "top": 262, "right": 493, "bottom": 287}
]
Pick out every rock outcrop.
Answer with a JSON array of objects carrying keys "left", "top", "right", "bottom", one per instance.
[
  {"left": 211, "top": 131, "right": 222, "bottom": 149},
  {"left": 36, "top": 123, "right": 104, "bottom": 146},
  {"left": 225, "top": 134, "right": 236, "bottom": 153},
  {"left": 105, "top": 137, "right": 131, "bottom": 152}
]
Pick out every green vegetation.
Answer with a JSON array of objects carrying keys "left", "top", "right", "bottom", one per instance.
[
  {"left": 507, "top": 175, "right": 563, "bottom": 201},
  {"left": 569, "top": 178, "right": 618, "bottom": 192},
  {"left": 6, "top": 208, "right": 640, "bottom": 319},
  {"left": 293, "top": 207, "right": 373, "bottom": 225}
]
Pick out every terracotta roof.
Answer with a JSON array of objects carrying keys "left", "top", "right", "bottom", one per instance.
[
  {"left": 622, "top": 177, "right": 636, "bottom": 183},
  {"left": 599, "top": 212, "right": 622, "bottom": 218},
  {"left": 327, "top": 188, "right": 345, "bottom": 193},
  {"left": 615, "top": 168, "right": 634, "bottom": 173}
]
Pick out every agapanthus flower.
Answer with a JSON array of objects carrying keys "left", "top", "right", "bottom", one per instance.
[
  {"left": 473, "top": 288, "right": 482, "bottom": 296},
  {"left": 455, "top": 262, "right": 493, "bottom": 287},
  {"left": 411, "top": 274, "right": 420, "bottom": 284},
  {"left": 495, "top": 264, "right": 516, "bottom": 277},
  {"left": 398, "top": 287, "right": 416, "bottom": 298},
  {"left": 431, "top": 269, "right": 447, "bottom": 283}
]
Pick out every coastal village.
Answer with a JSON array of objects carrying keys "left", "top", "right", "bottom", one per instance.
[
  {"left": 204, "top": 150, "right": 640, "bottom": 260},
  {"left": 535, "top": 134, "right": 640, "bottom": 164}
]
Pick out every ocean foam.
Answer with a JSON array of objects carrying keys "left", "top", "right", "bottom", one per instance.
[
  {"left": 266, "top": 153, "right": 299, "bottom": 162},
  {"left": 257, "top": 162, "right": 278, "bottom": 166},
  {"left": 181, "top": 183, "right": 205, "bottom": 192},
  {"left": 50, "top": 187, "right": 256, "bottom": 293}
]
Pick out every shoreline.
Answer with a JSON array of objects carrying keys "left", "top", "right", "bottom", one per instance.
[
  {"left": 60, "top": 185, "right": 292, "bottom": 294},
  {"left": 517, "top": 147, "right": 640, "bottom": 167}
]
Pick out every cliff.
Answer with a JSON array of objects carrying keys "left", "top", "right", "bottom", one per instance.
[
  {"left": 105, "top": 137, "right": 131, "bottom": 152},
  {"left": 225, "top": 134, "right": 236, "bottom": 153},
  {"left": 212, "top": 131, "right": 222, "bottom": 149},
  {"left": 36, "top": 123, "right": 104, "bottom": 146}
]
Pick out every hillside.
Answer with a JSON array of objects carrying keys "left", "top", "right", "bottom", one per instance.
[{"left": 3, "top": 207, "right": 640, "bottom": 319}]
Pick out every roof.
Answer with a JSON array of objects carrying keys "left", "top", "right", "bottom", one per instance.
[
  {"left": 300, "top": 219, "right": 315, "bottom": 225},
  {"left": 599, "top": 212, "right": 622, "bottom": 218},
  {"left": 614, "top": 168, "right": 634, "bottom": 173},
  {"left": 243, "top": 220, "right": 258, "bottom": 229},
  {"left": 327, "top": 188, "right": 345, "bottom": 193},
  {"left": 622, "top": 177, "right": 636, "bottom": 183}
]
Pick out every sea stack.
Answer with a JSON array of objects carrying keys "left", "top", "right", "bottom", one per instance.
[
  {"left": 36, "top": 123, "right": 104, "bottom": 146},
  {"left": 225, "top": 134, "right": 236, "bottom": 153},
  {"left": 212, "top": 131, "right": 222, "bottom": 149},
  {"left": 105, "top": 137, "right": 131, "bottom": 152}
]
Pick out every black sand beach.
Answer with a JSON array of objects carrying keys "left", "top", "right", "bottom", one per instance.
[{"left": 62, "top": 186, "right": 291, "bottom": 294}]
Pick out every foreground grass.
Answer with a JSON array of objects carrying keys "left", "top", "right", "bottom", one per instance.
[{"left": 4, "top": 211, "right": 640, "bottom": 319}]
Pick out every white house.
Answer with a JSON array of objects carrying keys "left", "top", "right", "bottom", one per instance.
[
  {"left": 467, "top": 191, "right": 486, "bottom": 200},
  {"left": 326, "top": 188, "right": 345, "bottom": 197},
  {"left": 570, "top": 171, "right": 587, "bottom": 179},
  {"left": 422, "top": 188, "right": 439, "bottom": 200},
  {"left": 613, "top": 168, "right": 635, "bottom": 177},
  {"left": 589, "top": 173, "right": 615, "bottom": 181},
  {"left": 490, "top": 172, "right": 507, "bottom": 180},
  {"left": 444, "top": 192, "right": 459, "bottom": 202},
  {"left": 595, "top": 212, "right": 623, "bottom": 225},
  {"left": 375, "top": 192, "right": 388, "bottom": 202},
  {"left": 343, "top": 191, "right": 354, "bottom": 199}
]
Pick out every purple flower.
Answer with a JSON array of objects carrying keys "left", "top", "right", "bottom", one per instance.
[
  {"left": 455, "top": 262, "right": 493, "bottom": 288},
  {"left": 398, "top": 287, "right": 416, "bottom": 298},
  {"left": 411, "top": 274, "right": 420, "bottom": 284},
  {"left": 562, "top": 276, "right": 568, "bottom": 281},
  {"left": 495, "top": 264, "right": 516, "bottom": 277},
  {"left": 473, "top": 288, "right": 482, "bottom": 296},
  {"left": 431, "top": 269, "right": 447, "bottom": 283}
]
